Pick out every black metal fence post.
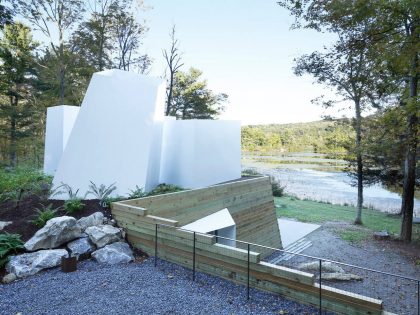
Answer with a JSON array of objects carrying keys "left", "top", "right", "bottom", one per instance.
[
  {"left": 319, "top": 259, "right": 322, "bottom": 315},
  {"left": 417, "top": 280, "right": 419, "bottom": 315},
  {"left": 193, "top": 231, "right": 196, "bottom": 281},
  {"left": 154, "top": 224, "right": 158, "bottom": 267},
  {"left": 247, "top": 243, "right": 250, "bottom": 300}
]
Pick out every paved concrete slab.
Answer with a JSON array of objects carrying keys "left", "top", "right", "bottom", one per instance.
[{"left": 278, "top": 218, "right": 320, "bottom": 248}]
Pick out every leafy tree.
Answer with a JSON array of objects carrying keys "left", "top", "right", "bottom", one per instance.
[
  {"left": 169, "top": 68, "right": 227, "bottom": 119},
  {"left": 17, "top": 0, "right": 85, "bottom": 104},
  {"left": 279, "top": 0, "right": 417, "bottom": 237},
  {"left": 0, "top": 22, "right": 39, "bottom": 166},
  {"left": 163, "top": 25, "right": 184, "bottom": 116},
  {"left": 113, "top": 9, "right": 150, "bottom": 72},
  {"left": 0, "top": 0, "right": 14, "bottom": 29}
]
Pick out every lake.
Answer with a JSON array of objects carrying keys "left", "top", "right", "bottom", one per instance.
[{"left": 242, "top": 153, "right": 420, "bottom": 217}]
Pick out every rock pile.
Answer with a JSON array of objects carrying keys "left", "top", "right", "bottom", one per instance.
[
  {"left": 3, "top": 212, "right": 134, "bottom": 283},
  {"left": 298, "top": 261, "right": 363, "bottom": 281}
]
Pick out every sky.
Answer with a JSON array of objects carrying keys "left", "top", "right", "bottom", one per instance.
[{"left": 139, "top": 0, "right": 353, "bottom": 125}]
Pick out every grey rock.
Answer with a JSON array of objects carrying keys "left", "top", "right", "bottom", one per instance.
[
  {"left": 321, "top": 272, "right": 363, "bottom": 281},
  {"left": 24, "top": 216, "right": 82, "bottom": 251},
  {"left": 2, "top": 273, "right": 17, "bottom": 284},
  {"left": 85, "top": 225, "right": 121, "bottom": 248},
  {"left": 373, "top": 230, "right": 390, "bottom": 240},
  {"left": 67, "top": 237, "right": 96, "bottom": 260},
  {"left": 298, "top": 261, "right": 345, "bottom": 274},
  {"left": 0, "top": 221, "right": 12, "bottom": 231},
  {"left": 92, "top": 242, "right": 134, "bottom": 264},
  {"left": 77, "top": 212, "right": 104, "bottom": 231},
  {"left": 6, "top": 249, "right": 68, "bottom": 278}
]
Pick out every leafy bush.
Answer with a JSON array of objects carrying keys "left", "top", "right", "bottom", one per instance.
[
  {"left": 270, "top": 176, "right": 285, "bottom": 197},
  {"left": 86, "top": 181, "right": 117, "bottom": 207},
  {"left": 0, "top": 167, "right": 52, "bottom": 205},
  {"left": 147, "top": 184, "right": 184, "bottom": 196},
  {"left": 0, "top": 233, "right": 24, "bottom": 268},
  {"left": 61, "top": 183, "right": 81, "bottom": 199},
  {"left": 241, "top": 168, "right": 261, "bottom": 176},
  {"left": 103, "top": 196, "right": 126, "bottom": 208},
  {"left": 64, "top": 198, "right": 84, "bottom": 214},
  {"left": 31, "top": 204, "right": 59, "bottom": 228},
  {"left": 128, "top": 185, "right": 145, "bottom": 199}
]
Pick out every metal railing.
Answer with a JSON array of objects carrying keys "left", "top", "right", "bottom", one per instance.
[{"left": 152, "top": 223, "right": 420, "bottom": 315}]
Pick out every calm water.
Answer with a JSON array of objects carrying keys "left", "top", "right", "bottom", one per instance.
[{"left": 243, "top": 153, "right": 420, "bottom": 217}]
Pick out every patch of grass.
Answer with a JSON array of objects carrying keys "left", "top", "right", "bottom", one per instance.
[
  {"left": 275, "top": 195, "right": 420, "bottom": 242},
  {"left": 337, "top": 229, "right": 371, "bottom": 244}
]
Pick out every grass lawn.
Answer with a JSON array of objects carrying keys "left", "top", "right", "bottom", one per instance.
[{"left": 274, "top": 196, "right": 420, "bottom": 244}]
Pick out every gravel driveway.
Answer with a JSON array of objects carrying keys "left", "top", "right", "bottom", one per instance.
[{"left": 0, "top": 258, "right": 321, "bottom": 315}]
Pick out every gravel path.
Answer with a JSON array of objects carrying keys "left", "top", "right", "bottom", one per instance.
[{"left": 0, "top": 258, "right": 321, "bottom": 315}]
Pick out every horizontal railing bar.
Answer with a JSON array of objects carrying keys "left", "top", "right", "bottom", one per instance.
[{"left": 156, "top": 222, "right": 420, "bottom": 283}]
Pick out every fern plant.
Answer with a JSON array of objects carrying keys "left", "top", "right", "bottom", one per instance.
[
  {"left": 128, "top": 185, "right": 145, "bottom": 199},
  {"left": 31, "top": 204, "right": 59, "bottom": 228},
  {"left": 87, "top": 181, "right": 117, "bottom": 207},
  {"left": 0, "top": 233, "right": 24, "bottom": 268}
]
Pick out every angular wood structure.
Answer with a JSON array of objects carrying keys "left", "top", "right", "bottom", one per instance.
[{"left": 111, "top": 177, "right": 385, "bottom": 315}]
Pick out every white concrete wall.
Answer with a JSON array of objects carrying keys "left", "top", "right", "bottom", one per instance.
[
  {"left": 160, "top": 120, "right": 241, "bottom": 189},
  {"left": 43, "top": 105, "right": 79, "bottom": 175},
  {"left": 52, "top": 69, "right": 165, "bottom": 199}
]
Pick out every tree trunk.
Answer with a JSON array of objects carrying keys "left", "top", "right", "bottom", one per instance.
[
  {"left": 166, "top": 72, "right": 174, "bottom": 116},
  {"left": 400, "top": 53, "right": 418, "bottom": 242},
  {"left": 354, "top": 99, "right": 364, "bottom": 224},
  {"left": 9, "top": 96, "right": 17, "bottom": 167}
]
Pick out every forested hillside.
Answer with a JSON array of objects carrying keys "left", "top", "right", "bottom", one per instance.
[{"left": 241, "top": 119, "right": 354, "bottom": 154}]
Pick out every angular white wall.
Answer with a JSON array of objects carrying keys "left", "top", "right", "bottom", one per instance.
[
  {"left": 52, "top": 69, "right": 165, "bottom": 198},
  {"left": 43, "top": 105, "right": 80, "bottom": 175},
  {"left": 160, "top": 120, "right": 241, "bottom": 189}
]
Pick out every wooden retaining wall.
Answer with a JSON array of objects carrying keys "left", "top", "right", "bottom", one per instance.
[
  {"left": 111, "top": 178, "right": 385, "bottom": 315},
  {"left": 114, "top": 176, "right": 282, "bottom": 257}
]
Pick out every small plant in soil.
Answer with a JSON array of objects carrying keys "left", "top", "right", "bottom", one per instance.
[
  {"left": 147, "top": 183, "right": 184, "bottom": 196},
  {"left": 86, "top": 181, "right": 117, "bottom": 207},
  {"left": 64, "top": 198, "right": 85, "bottom": 214},
  {"left": 31, "top": 204, "right": 59, "bottom": 228},
  {"left": 128, "top": 185, "right": 145, "bottom": 199},
  {"left": 0, "top": 233, "right": 24, "bottom": 268}
]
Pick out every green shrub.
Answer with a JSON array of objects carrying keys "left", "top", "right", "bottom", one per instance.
[
  {"left": 0, "top": 233, "right": 24, "bottom": 268},
  {"left": 270, "top": 176, "right": 285, "bottom": 197},
  {"left": 147, "top": 184, "right": 184, "bottom": 196},
  {"left": 64, "top": 198, "right": 84, "bottom": 214},
  {"left": 0, "top": 167, "right": 52, "bottom": 205},
  {"left": 103, "top": 196, "right": 126, "bottom": 208},
  {"left": 241, "top": 168, "right": 261, "bottom": 176},
  {"left": 31, "top": 204, "right": 58, "bottom": 228},
  {"left": 128, "top": 185, "right": 145, "bottom": 199},
  {"left": 86, "top": 181, "right": 117, "bottom": 207}
]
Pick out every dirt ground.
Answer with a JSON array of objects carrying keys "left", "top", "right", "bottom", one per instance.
[{"left": 291, "top": 222, "right": 420, "bottom": 315}]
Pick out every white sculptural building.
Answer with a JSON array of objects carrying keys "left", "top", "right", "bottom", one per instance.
[{"left": 44, "top": 69, "right": 241, "bottom": 199}]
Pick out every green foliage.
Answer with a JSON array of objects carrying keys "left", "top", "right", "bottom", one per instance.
[
  {"left": 168, "top": 67, "right": 227, "bottom": 119},
  {"left": 0, "top": 233, "right": 24, "bottom": 268},
  {"left": 241, "top": 168, "right": 261, "bottom": 176},
  {"left": 128, "top": 185, "right": 145, "bottom": 199},
  {"left": 270, "top": 176, "right": 285, "bottom": 197},
  {"left": 0, "top": 167, "right": 52, "bottom": 204},
  {"left": 242, "top": 120, "right": 353, "bottom": 154},
  {"left": 31, "top": 203, "right": 58, "bottom": 228},
  {"left": 147, "top": 184, "right": 184, "bottom": 196},
  {"left": 87, "top": 181, "right": 117, "bottom": 207},
  {"left": 64, "top": 198, "right": 84, "bottom": 214}
]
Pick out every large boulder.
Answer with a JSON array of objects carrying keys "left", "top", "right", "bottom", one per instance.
[
  {"left": 6, "top": 249, "right": 68, "bottom": 278},
  {"left": 67, "top": 235, "right": 96, "bottom": 260},
  {"left": 298, "top": 261, "right": 345, "bottom": 274},
  {"left": 321, "top": 273, "right": 363, "bottom": 281},
  {"left": 24, "top": 216, "right": 82, "bottom": 251},
  {"left": 85, "top": 225, "right": 122, "bottom": 248},
  {"left": 77, "top": 212, "right": 104, "bottom": 231},
  {"left": 92, "top": 242, "right": 134, "bottom": 264}
]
